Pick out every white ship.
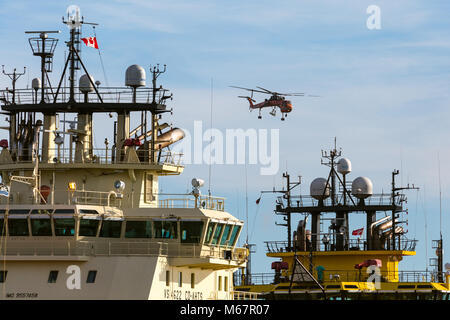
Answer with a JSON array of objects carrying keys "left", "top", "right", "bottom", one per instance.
[{"left": 0, "top": 6, "right": 250, "bottom": 300}]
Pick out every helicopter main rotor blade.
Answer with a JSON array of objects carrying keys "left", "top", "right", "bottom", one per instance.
[
  {"left": 279, "top": 93, "right": 305, "bottom": 96},
  {"left": 229, "top": 85, "right": 254, "bottom": 91},
  {"left": 230, "top": 86, "right": 268, "bottom": 94},
  {"left": 256, "top": 86, "right": 305, "bottom": 96},
  {"left": 255, "top": 86, "right": 275, "bottom": 94}
]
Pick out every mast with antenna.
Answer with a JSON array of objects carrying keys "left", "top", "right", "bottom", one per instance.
[
  {"left": 434, "top": 153, "right": 444, "bottom": 282},
  {"left": 1, "top": 65, "right": 26, "bottom": 159},
  {"left": 208, "top": 77, "right": 213, "bottom": 197},
  {"left": 243, "top": 163, "right": 256, "bottom": 285}
]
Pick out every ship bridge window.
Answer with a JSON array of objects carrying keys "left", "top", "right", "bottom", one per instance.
[
  {"left": 0, "top": 271, "right": 7, "bottom": 283},
  {"left": 205, "top": 222, "right": 217, "bottom": 243},
  {"left": 78, "top": 209, "right": 99, "bottom": 215},
  {"left": 54, "top": 209, "right": 75, "bottom": 214},
  {"left": 53, "top": 218, "right": 75, "bottom": 236},
  {"left": 125, "top": 221, "right": 152, "bottom": 238},
  {"left": 180, "top": 221, "right": 204, "bottom": 244},
  {"left": 211, "top": 223, "right": 224, "bottom": 245},
  {"left": 219, "top": 224, "right": 232, "bottom": 246},
  {"left": 8, "top": 209, "right": 30, "bottom": 215},
  {"left": 8, "top": 219, "right": 29, "bottom": 236},
  {"left": 31, "top": 209, "right": 53, "bottom": 215},
  {"left": 228, "top": 225, "right": 241, "bottom": 247},
  {"left": 31, "top": 218, "right": 52, "bottom": 236},
  {"left": 48, "top": 271, "right": 58, "bottom": 283},
  {"left": 87, "top": 270, "right": 97, "bottom": 283},
  {"left": 79, "top": 219, "right": 100, "bottom": 237},
  {"left": 154, "top": 220, "right": 177, "bottom": 239},
  {"left": 417, "top": 285, "right": 433, "bottom": 289},
  {"left": 100, "top": 220, "right": 122, "bottom": 238},
  {"left": 0, "top": 218, "right": 5, "bottom": 237}
]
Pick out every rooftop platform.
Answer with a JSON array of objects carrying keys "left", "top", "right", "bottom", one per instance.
[{"left": 0, "top": 86, "right": 170, "bottom": 113}]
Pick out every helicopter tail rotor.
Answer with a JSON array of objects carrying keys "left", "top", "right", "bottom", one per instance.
[{"left": 238, "top": 95, "right": 255, "bottom": 102}]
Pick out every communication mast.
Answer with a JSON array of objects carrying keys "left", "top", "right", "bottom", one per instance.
[{"left": 1, "top": 65, "right": 26, "bottom": 159}]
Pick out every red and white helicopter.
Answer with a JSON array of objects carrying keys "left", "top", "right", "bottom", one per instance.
[{"left": 231, "top": 85, "right": 307, "bottom": 121}]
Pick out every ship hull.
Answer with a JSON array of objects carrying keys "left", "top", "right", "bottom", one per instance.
[{"left": 0, "top": 256, "right": 237, "bottom": 300}]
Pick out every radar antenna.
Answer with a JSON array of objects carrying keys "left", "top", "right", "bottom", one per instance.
[
  {"left": 53, "top": 5, "right": 101, "bottom": 104},
  {"left": 24, "top": 30, "right": 59, "bottom": 104}
]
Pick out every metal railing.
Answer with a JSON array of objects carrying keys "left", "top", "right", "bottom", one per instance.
[
  {"left": 0, "top": 239, "right": 248, "bottom": 262},
  {"left": 286, "top": 193, "right": 401, "bottom": 208},
  {"left": 231, "top": 291, "right": 262, "bottom": 300},
  {"left": 5, "top": 147, "right": 183, "bottom": 167},
  {"left": 0, "top": 86, "right": 167, "bottom": 106},
  {"left": 234, "top": 270, "right": 447, "bottom": 287},
  {"left": 159, "top": 195, "right": 225, "bottom": 211},
  {"left": 68, "top": 190, "right": 121, "bottom": 207},
  {"left": 322, "top": 269, "right": 445, "bottom": 283},
  {"left": 234, "top": 273, "right": 276, "bottom": 286},
  {"left": 264, "top": 238, "right": 417, "bottom": 253}
]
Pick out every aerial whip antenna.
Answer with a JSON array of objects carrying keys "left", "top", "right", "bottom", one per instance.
[{"left": 208, "top": 78, "right": 213, "bottom": 197}]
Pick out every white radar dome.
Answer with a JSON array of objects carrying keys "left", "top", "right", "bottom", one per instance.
[
  {"left": 310, "top": 177, "right": 330, "bottom": 200},
  {"left": 351, "top": 177, "right": 373, "bottom": 199},
  {"left": 337, "top": 158, "right": 352, "bottom": 175},
  {"left": 32, "top": 78, "right": 41, "bottom": 90},
  {"left": 125, "top": 64, "right": 146, "bottom": 87},
  {"left": 79, "top": 74, "right": 95, "bottom": 93}
]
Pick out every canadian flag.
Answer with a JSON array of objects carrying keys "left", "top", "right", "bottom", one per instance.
[
  {"left": 352, "top": 227, "right": 364, "bottom": 236},
  {"left": 81, "top": 37, "right": 99, "bottom": 49}
]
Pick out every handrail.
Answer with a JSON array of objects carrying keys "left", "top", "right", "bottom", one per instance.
[
  {"left": 3, "top": 147, "right": 184, "bottom": 167},
  {"left": 264, "top": 238, "right": 418, "bottom": 253},
  {"left": 0, "top": 239, "right": 248, "bottom": 262},
  {"left": 286, "top": 193, "right": 402, "bottom": 207},
  {"left": 233, "top": 270, "right": 447, "bottom": 287},
  {"left": 0, "top": 86, "right": 167, "bottom": 105},
  {"left": 159, "top": 195, "right": 225, "bottom": 211}
]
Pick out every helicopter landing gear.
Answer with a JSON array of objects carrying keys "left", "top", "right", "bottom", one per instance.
[
  {"left": 269, "top": 108, "right": 276, "bottom": 117},
  {"left": 258, "top": 116, "right": 262, "bottom": 119},
  {"left": 281, "top": 117, "right": 285, "bottom": 121},
  {"left": 258, "top": 109, "right": 262, "bottom": 119}
]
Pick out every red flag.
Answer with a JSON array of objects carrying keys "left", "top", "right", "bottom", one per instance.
[
  {"left": 81, "top": 37, "right": 99, "bottom": 49},
  {"left": 352, "top": 227, "right": 364, "bottom": 236}
]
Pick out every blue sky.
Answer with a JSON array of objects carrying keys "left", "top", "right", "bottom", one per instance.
[{"left": 1, "top": 1, "right": 450, "bottom": 274}]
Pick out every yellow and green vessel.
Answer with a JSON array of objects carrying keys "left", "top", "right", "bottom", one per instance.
[{"left": 234, "top": 144, "right": 449, "bottom": 300}]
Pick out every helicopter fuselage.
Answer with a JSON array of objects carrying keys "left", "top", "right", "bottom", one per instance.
[{"left": 250, "top": 98, "right": 293, "bottom": 113}]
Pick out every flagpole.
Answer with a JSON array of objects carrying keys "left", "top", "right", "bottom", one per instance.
[{"left": 92, "top": 26, "right": 110, "bottom": 88}]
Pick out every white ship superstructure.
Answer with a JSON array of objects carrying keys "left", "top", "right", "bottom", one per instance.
[{"left": 0, "top": 6, "right": 248, "bottom": 300}]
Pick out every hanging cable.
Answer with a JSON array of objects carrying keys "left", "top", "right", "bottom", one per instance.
[
  {"left": 92, "top": 26, "right": 110, "bottom": 88},
  {"left": 249, "top": 201, "right": 261, "bottom": 242}
]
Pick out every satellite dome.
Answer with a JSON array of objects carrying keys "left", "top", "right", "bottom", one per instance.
[
  {"left": 79, "top": 74, "right": 95, "bottom": 93},
  {"left": 310, "top": 177, "right": 330, "bottom": 200},
  {"left": 337, "top": 158, "right": 352, "bottom": 175},
  {"left": 125, "top": 64, "right": 146, "bottom": 87},
  {"left": 351, "top": 176, "right": 373, "bottom": 199},
  {"left": 32, "top": 78, "right": 41, "bottom": 90},
  {"left": 66, "top": 5, "right": 82, "bottom": 29}
]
